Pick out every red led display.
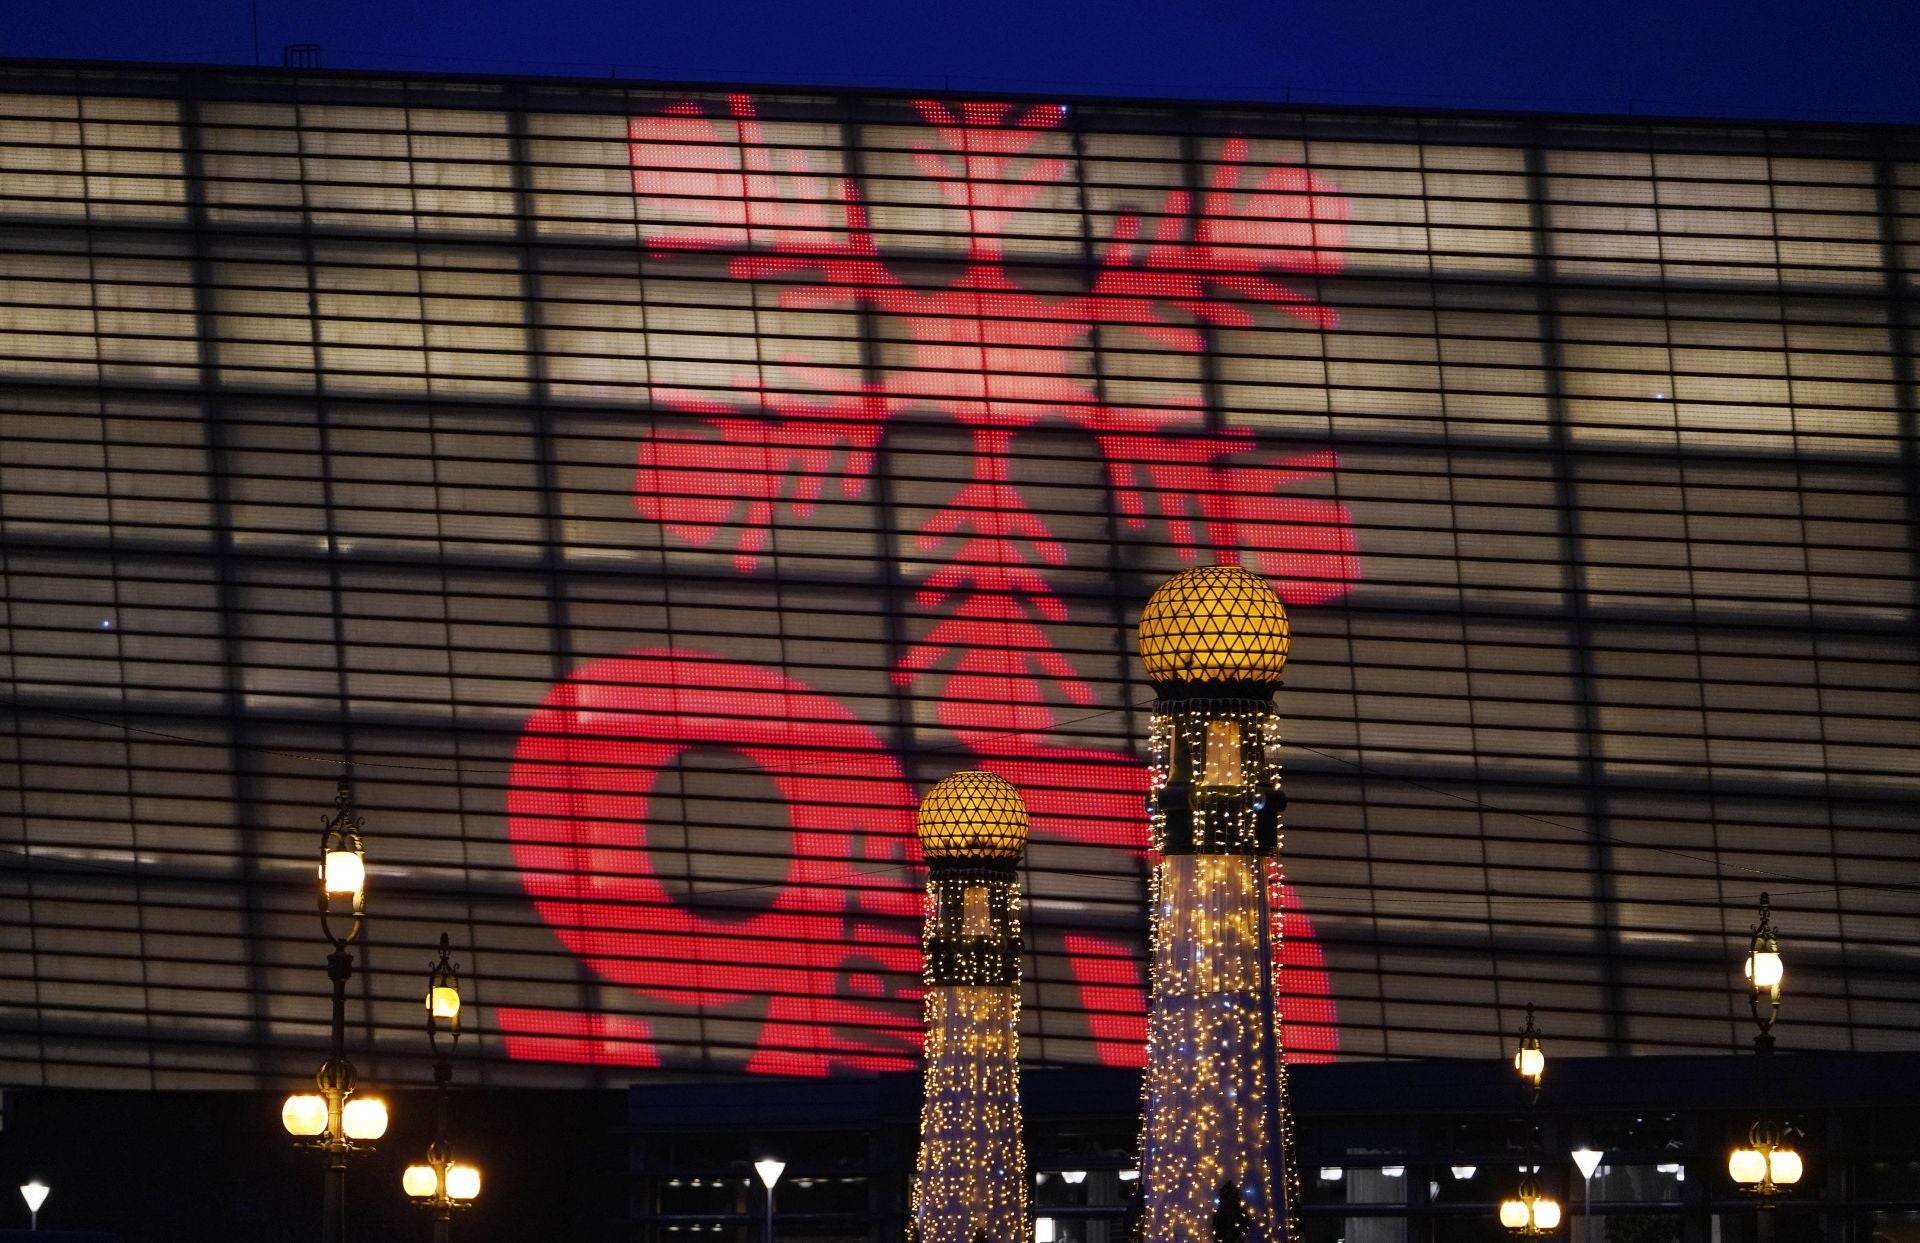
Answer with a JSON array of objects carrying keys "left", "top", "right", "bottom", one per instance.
[
  {"left": 507, "top": 651, "right": 926, "bottom": 1074},
  {"left": 508, "top": 95, "right": 1362, "bottom": 1072}
]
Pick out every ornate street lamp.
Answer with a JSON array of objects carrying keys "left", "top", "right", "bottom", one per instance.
[
  {"left": 1744, "top": 892, "right": 1784, "bottom": 1055},
  {"left": 1729, "top": 1120, "right": 1803, "bottom": 1196},
  {"left": 1502, "top": 1007, "right": 1559, "bottom": 1236},
  {"left": 1513, "top": 1005, "right": 1545, "bottom": 1105},
  {"left": 281, "top": 781, "right": 389, "bottom": 1243},
  {"left": 1499, "top": 1171, "right": 1563, "bottom": 1237},
  {"left": 1730, "top": 894, "right": 1800, "bottom": 1242},
  {"left": 403, "top": 934, "right": 481, "bottom": 1241}
]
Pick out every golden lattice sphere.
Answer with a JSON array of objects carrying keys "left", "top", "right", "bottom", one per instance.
[
  {"left": 916, "top": 771, "right": 1029, "bottom": 863},
  {"left": 1137, "top": 563, "right": 1290, "bottom": 685}
]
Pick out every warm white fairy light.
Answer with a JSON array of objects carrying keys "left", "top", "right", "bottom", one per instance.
[
  {"left": 1265, "top": 855, "right": 1303, "bottom": 1243},
  {"left": 1139, "top": 706, "right": 1295, "bottom": 1240},
  {"left": 1140, "top": 854, "right": 1289, "bottom": 1242},
  {"left": 912, "top": 772, "right": 1030, "bottom": 1243},
  {"left": 915, "top": 986, "right": 1027, "bottom": 1243},
  {"left": 1145, "top": 702, "right": 1284, "bottom": 857}
]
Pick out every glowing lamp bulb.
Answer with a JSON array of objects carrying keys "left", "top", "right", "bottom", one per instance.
[
  {"left": 322, "top": 849, "right": 365, "bottom": 897},
  {"left": 1498, "top": 1199, "right": 1529, "bottom": 1229},
  {"left": 446, "top": 1164, "right": 482, "bottom": 1201},
  {"left": 1746, "top": 950, "right": 1783, "bottom": 990},
  {"left": 1061, "top": 1170, "right": 1087, "bottom": 1185},
  {"left": 402, "top": 1165, "right": 439, "bottom": 1198},
  {"left": 1728, "top": 1147, "right": 1766, "bottom": 1185},
  {"left": 429, "top": 985, "right": 461, "bottom": 1021},
  {"left": 1532, "top": 1198, "right": 1562, "bottom": 1230},
  {"left": 1769, "top": 1148, "right": 1803, "bottom": 1186},
  {"left": 341, "top": 1096, "right": 389, "bottom": 1141},
  {"left": 281, "top": 1093, "right": 328, "bottom": 1136},
  {"left": 20, "top": 1182, "right": 49, "bottom": 1214},
  {"left": 1450, "top": 1165, "right": 1477, "bottom": 1180},
  {"left": 754, "top": 1159, "right": 784, "bottom": 1190},
  {"left": 1514, "top": 1045, "right": 1545, "bottom": 1081}
]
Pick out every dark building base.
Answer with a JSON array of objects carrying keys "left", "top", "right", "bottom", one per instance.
[{"left": 1, "top": 1053, "right": 1916, "bottom": 1242}]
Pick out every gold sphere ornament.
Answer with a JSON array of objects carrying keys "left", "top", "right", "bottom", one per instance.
[
  {"left": 916, "top": 771, "right": 1029, "bottom": 864},
  {"left": 1137, "top": 563, "right": 1290, "bottom": 687}
]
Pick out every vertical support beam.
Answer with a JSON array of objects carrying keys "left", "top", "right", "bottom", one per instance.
[
  {"left": 504, "top": 86, "right": 603, "bottom": 1055},
  {"left": 177, "top": 75, "right": 278, "bottom": 1078},
  {"left": 1870, "top": 138, "right": 1920, "bottom": 628},
  {"left": 1522, "top": 136, "right": 1629, "bottom": 1055}
]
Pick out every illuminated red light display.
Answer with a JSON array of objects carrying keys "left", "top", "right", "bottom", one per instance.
[
  {"left": 1, "top": 65, "right": 1910, "bottom": 1095},
  {"left": 506, "top": 93, "right": 1360, "bottom": 1072}
]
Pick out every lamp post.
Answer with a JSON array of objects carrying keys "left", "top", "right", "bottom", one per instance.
[
  {"left": 1501, "top": 1006, "right": 1560, "bottom": 1237},
  {"left": 755, "top": 1159, "right": 785, "bottom": 1243},
  {"left": 1513, "top": 1005, "right": 1545, "bottom": 1106},
  {"left": 1498, "top": 1172, "right": 1563, "bottom": 1238},
  {"left": 1729, "top": 894, "right": 1799, "bottom": 1243},
  {"left": 1571, "top": 1149, "right": 1602, "bottom": 1243},
  {"left": 19, "top": 1182, "right": 48, "bottom": 1231},
  {"left": 1729, "top": 1120, "right": 1803, "bottom": 1197},
  {"left": 281, "top": 781, "right": 389, "bottom": 1243},
  {"left": 403, "top": 934, "right": 481, "bottom": 1242},
  {"left": 1744, "top": 893, "right": 1783, "bottom": 1056}
]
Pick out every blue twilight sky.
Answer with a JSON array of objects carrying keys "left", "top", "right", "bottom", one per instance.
[{"left": 3, "top": 0, "right": 1917, "bottom": 123}]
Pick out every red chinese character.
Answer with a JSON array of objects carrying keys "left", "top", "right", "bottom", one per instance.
[
  {"left": 507, "top": 95, "right": 1361, "bottom": 1072},
  {"left": 505, "top": 651, "right": 923, "bottom": 1075}
]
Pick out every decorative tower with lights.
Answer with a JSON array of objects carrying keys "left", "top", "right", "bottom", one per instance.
[
  {"left": 1136, "top": 564, "right": 1295, "bottom": 1243},
  {"left": 912, "top": 771, "right": 1031, "bottom": 1243}
]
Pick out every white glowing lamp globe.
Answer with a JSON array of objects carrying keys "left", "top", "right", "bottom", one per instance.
[
  {"left": 1769, "top": 1148, "right": 1803, "bottom": 1186},
  {"left": 1572, "top": 1148, "right": 1604, "bottom": 1180},
  {"left": 754, "top": 1159, "right": 785, "bottom": 1190},
  {"left": 1728, "top": 1147, "right": 1766, "bottom": 1185},
  {"left": 341, "top": 1096, "right": 389, "bottom": 1141},
  {"left": 323, "top": 849, "right": 365, "bottom": 897},
  {"left": 281, "top": 1093, "right": 328, "bottom": 1136},
  {"left": 1498, "top": 1198, "right": 1529, "bottom": 1229},
  {"left": 1746, "top": 950, "right": 1784, "bottom": 990},
  {"left": 1514, "top": 1045, "right": 1545, "bottom": 1080},
  {"left": 446, "top": 1164, "right": 482, "bottom": 1201},
  {"left": 429, "top": 985, "right": 461, "bottom": 1022},
  {"left": 1532, "top": 1198, "right": 1562, "bottom": 1230},
  {"left": 402, "top": 1165, "right": 439, "bottom": 1198},
  {"left": 20, "top": 1182, "right": 49, "bottom": 1213}
]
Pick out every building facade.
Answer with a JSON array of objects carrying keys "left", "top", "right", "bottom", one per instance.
[{"left": 0, "top": 61, "right": 1916, "bottom": 1092}]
